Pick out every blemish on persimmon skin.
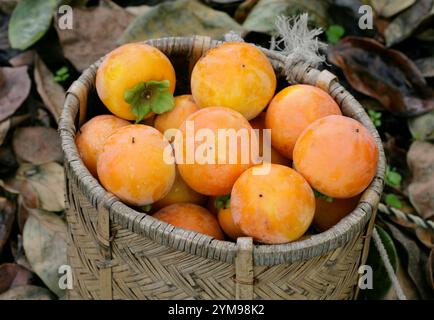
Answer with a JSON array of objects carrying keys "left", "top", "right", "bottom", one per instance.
[{"left": 132, "top": 137, "right": 135, "bottom": 144}]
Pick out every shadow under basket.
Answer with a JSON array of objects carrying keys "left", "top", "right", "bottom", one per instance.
[{"left": 59, "top": 36, "right": 386, "bottom": 300}]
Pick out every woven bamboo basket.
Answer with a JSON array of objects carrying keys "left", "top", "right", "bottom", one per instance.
[{"left": 59, "top": 36, "right": 386, "bottom": 300}]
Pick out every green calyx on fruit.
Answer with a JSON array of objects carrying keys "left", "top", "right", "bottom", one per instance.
[
  {"left": 124, "top": 80, "right": 175, "bottom": 123},
  {"left": 313, "top": 189, "right": 334, "bottom": 203},
  {"left": 142, "top": 204, "right": 153, "bottom": 213},
  {"left": 215, "top": 195, "right": 231, "bottom": 210}
]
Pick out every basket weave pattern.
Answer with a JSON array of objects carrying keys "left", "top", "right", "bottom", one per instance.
[{"left": 60, "top": 36, "right": 386, "bottom": 300}]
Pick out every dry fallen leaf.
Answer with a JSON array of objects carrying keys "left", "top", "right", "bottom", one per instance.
[
  {"left": 328, "top": 37, "right": 434, "bottom": 117},
  {"left": 416, "top": 227, "right": 434, "bottom": 249},
  {"left": 0, "top": 119, "right": 10, "bottom": 146},
  {"left": 5, "top": 163, "right": 65, "bottom": 212},
  {"left": 54, "top": 4, "right": 135, "bottom": 72},
  {"left": 407, "top": 141, "right": 434, "bottom": 220},
  {"left": 16, "top": 196, "right": 29, "bottom": 233},
  {"left": 415, "top": 56, "right": 434, "bottom": 78},
  {"left": 12, "top": 126, "right": 63, "bottom": 165},
  {"left": 408, "top": 109, "right": 434, "bottom": 141},
  {"left": 9, "top": 234, "right": 32, "bottom": 271},
  {"left": 0, "top": 114, "right": 31, "bottom": 147},
  {"left": 23, "top": 209, "right": 67, "bottom": 298},
  {"left": 8, "top": 50, "right": 34, "bottom": 67},
  {"left": 34, "top": 55, "right": 66, "bottom": 123},
  {"left": 0, "top": 285, "right": 55, "bottom": 300},
  {"left": 0, "top": 263, "right": 34, "bottom": 294},
  {"left": 385, "top": 221, "right": 433, "bottom": 299},
  {"left": 0, "top": 66, "right": 31, "bottom": 122},
  {"left": 384, "top": 0, "right": 434, "bottom": 46},
  {"left": 0, "top": 197, "right": 15, "bottom": 255},
  {"left": 369, "top": 0, "right": 416, "bottom": 18}
]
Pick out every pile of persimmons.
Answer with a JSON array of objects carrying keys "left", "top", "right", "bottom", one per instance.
[{"left": 75, "top": 41, "right": 378, "bottom": 244}]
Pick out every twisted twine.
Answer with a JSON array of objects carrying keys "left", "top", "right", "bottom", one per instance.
[
  {"left": 372, "top": 227, "right": 407, "bottom": 300},
  {"left": 378, "top": 203, "right": 434, "bottom": 232}
]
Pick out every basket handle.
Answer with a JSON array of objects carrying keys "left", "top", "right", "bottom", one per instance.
[{"left": 235, "top": 237, "right": 254, "bottom": 299}]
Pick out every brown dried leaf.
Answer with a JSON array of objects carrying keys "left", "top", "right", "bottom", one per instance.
[
  {"left": 34, "top": 55, "right": 65, "bottom": 123},
  {"left": 16, "top": 196, "right": 29, "bottom": 233},
  {"left": 0, "top": 263, "right": 34, "bottom": 294},
  {"left": 5, "top": 163, "right": 65, "bottom": 212},
  {"left": 369, "top": 0, "right": 416, "bottom": 18},
  {"left": 23, "top": 210, "right": 67, "bottom": 298},
  {"left": 0, "top": 119, "right": 10, "bottom": 146},
  {"left": 416, "top": 227, "right": 434, "bottom": 249},
  {"left": 0, "top": 114, "right": 31, "bottom": 147},
  {"left": 8, "top": 50, "right": 35, "bottom": 67},
  {"left": 408, "top": 109, "right": 434, "bottom": 141},
  {"left": 0, "top": 66, "right": 31, "bottom": 122},
  {"left": 385, "top": 221, "right": 434, "bottom": 299},
  {"left": 0, "top": 197, "right": 15, "bottom": 255},
  {"left": 384, "top": 0, "right": 434, "bottom": 46},
  {"left": 12, "top": 126, "right": 63, "bottom": 165},
  {"left": 54, "top": 3, "right": 135, "bottom": 72},
  {"left": 0, "top": 285, "right": 55, "bottom": 300},
  {"left": 407, "top": 141, "right": 434, "bottom": 219},
  {"left": 9, "top": 235, "right": 32, "bottom": 271},
  {"left": 328, "top": 37, "right": 434, "bottom": 116},
  {"left": 415, "top": 56, "right": 434, "bottom": 78}
]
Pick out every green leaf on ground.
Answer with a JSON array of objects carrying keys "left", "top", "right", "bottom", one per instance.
[
  {"left": 242, "top": 0, "right": 330, "bottom": 35},
  {"left": 326, "top": 25, "right": 345, "bottom": 44},
  {"left": 119, "top": 0, "right": 244, "bottom": 43},
  {"left": 385, "top": 193, "right": 403, "bottom": 209},
  {"left": 8, "top": 0, "right": 60, "bottom": 50},
  {"left": 385, "top": 166, "right": 402, "bottom": 187}
]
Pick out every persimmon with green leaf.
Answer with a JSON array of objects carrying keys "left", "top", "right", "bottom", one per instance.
[{"left": 96, "top": 43, "right": 176, "bottom": 122}]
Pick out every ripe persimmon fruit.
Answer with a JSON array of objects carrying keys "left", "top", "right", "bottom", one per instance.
[
  {"left": 218, "top": 207, "right": 244, "bottom": 240},
  {"left": 231, "top": 164, "right": 315, "bottom": 244},
  {"left": 154, "top": 95, "right": 199, "bottom": 133},
  {"left": 96, "top": 43, "right": 176, "bottom": 122},
  {"left": 153, "top": 203, "right": 224, "bottom": 240},
  {"left": 265, "top": 84, "right": 341, "bottom": 159},
  {"left": 191, "top": 42, "right": 276, "bottom": 120},
  {"left": 152, "top": 169, "right": 207, "bottom": 210},
  {"left": 176, "top": 107, "right": 257, "bottom": 196},
  {"left": 293, "top": 115, "right": 378, "bottom": 198},
  {"left": 250, "top": 112, "right": 291, "bottom": 166},
  {"left": 313, "top": 195, "right": 361, "bottom": 232},
  {"left": 97, "top": 125, "right": 175, "bottom": 206},
  {"left": 75, "top": 115, "right": 130, "bottom": 177}
]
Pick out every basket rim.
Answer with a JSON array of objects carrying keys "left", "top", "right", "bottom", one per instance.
[{"left": 59, "top": 36, "right": 386, "bottom": 265}]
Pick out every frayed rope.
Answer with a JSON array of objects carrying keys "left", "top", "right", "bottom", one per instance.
[
  {"left": 372, "top": 227, "right": 407, "bottom": 300},
  {"left": 272, "top": 14, "right": 327, "bottom": 69}
]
